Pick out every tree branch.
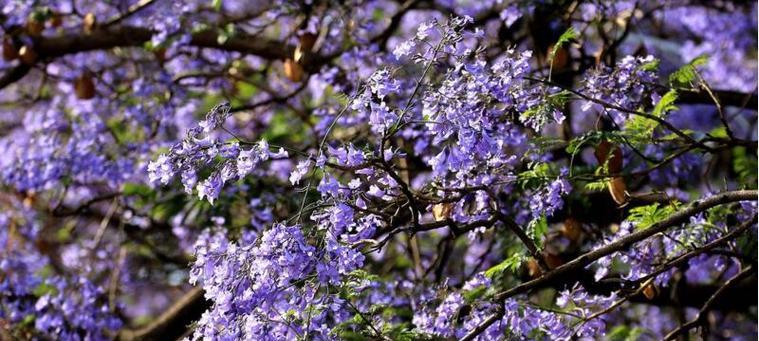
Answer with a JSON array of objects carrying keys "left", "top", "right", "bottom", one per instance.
[
  {"left": 678, "top": 89, "right": 757, "bottom": 109},
  {"left": 117, "top": 287, "right": 209, "bottom": 341},
  {"left": 460, "top": 189, "right": 757, "bottom": 341},
  {"left": 663, "top": 265, "right": 755, "bottom": 340}
]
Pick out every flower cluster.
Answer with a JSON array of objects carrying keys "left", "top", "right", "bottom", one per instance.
[
  {"left": 0, "top": 213, "right": 121, "bottom": 340},
  {"left": 148, "top": 103, "right": 288, "bottom": 204}
]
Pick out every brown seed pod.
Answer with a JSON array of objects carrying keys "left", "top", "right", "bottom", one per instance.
[
  {"left": 548, "top": 44, "right": 570, "bottom": 71},
  {"left": 75, "top": 72, "right": 96, "bottom": 99},
  {"left": 83, "top": 13, "right": 97, "bottom": 34},
  {"left": 49, "top": 13, "right": 63, "bottom": 28},
  {"left": 18, "top": 45, "right": 37, "bottom": 65},
  {"left": 26, "top": 18, "right": 44, "bottom": 36},
  {"left": 299, "top": 33, "right": 317, "bottom": 51},
  {"left": 642, "top": 281, "right": 658, "bottom": 300},
  {"left": 432, "top": 203, "right": 453, "bottom": 222},
  {"left": 283, "top": 58, "right": 303, "bottom": 82},
  {"left": 23, "top": 191, "right": 35, "bottom": 209},
  {"left": 3, "top": 38, "right": 18, "bottom": 61},
  {"left": 527, "top": 258, "right": 542, "bottom": 278},
  {"left": 608, "top": 176, "right": 627, "bottom": 205},
  {"left": 561, "top": 217, "right": 583, "bottom": 243},
  {"left": 543, "top": 253, "right": 564, "bottom": 269},
  {"left": 153, "top": 48, "right": 167, "bottom": 63},
  {"left": 594, "top": 140, "right": 623, "bottom": 174}
]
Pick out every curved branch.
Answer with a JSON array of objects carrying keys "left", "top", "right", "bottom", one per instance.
[
  {"left": 461, "top": 189, "right": 757, "bottom": 341},
  {"left": 663, "top": 265, "right": 755, "bottom": 340},
  {"left": 117, "top": 287, "right": 209, "bottom": 341}
]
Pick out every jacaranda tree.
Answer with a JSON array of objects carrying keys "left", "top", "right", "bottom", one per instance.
[{"left": 0, "top": 1, "right": 756, "bottom": 340}]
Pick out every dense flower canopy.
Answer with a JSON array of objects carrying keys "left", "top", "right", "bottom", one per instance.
[{"left": 0, "top": 0, "right": 756, "bottom": 340}]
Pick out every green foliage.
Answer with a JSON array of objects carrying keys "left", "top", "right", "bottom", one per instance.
[
  {"left": 216, "top": 23, "right": 236, "bottom": 45},
  {"left": 669, "top": 55, "right": 709, "bottom": 88},
  {"left": 584, "top": 180, "right": 608, "bottom": 192},
  {"left": 485, "top": 251, "right": 526, "bottom": 278},
  {"left": 518, "top": 162, "right": 561, "bottom": 188},
  {"left": 733, "top": 146, "right": 758, "bottom": 187},
  {"left": 566, "top": 131, "right": 625, "bottom": 156},
  {"left": 463, "top": 286, "right": 487, "bottom": 302},
  {"left": 32, "top": 281, "right": 57, "bottom": 297},
  {"left": 608, "top": 325, "right": 646, "bottom": 341},
  {"left": 150, "top": 196, "right": 186, "bottom": 221},
  {"left": 638, "top": 58, "right": 660, "bottom": 72},
  {"left": 528, "top": 215, "right": 548, "bottom": 247},
  {"left": 550, "top": 27, "right": 578, "bottom": 61},
  {"left": 122, "top": 183, "right": 154, "bottom": 198},
  {"left": 628, "top": 203, "right": 679, "bottom": 229},
  {"left": 652, "top": 90, "right": 679, "bottom": 117},
  {"left": 625, "top": 90, "right": 679, "bottom": 147}
]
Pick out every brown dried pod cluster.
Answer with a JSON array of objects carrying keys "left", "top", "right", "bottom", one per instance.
[
  {"left": 3, "top": 37, "right": 18, "bottom": 61},
  {"left": 431, "top": 203, "right": 453, "bottom": 222},
  {"left": 594, "top": 140, "right": 628, "bottom": 205},
  {"left": 284, "top": 33, "right": 317, "bottom": 82},
  {"left": 26, "top": 17, "right": 44, "bottom": 36},
  {"left": 83, "top": 13, "right": 97, "bottom": 34},
  {"left": 19, "top": 45, "right": 37, "bottom": 65},
  {"left": 75, "top": 71, "right": 96, "bottom": 99}
]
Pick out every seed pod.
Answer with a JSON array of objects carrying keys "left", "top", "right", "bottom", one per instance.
[
  {"left": 594, "top": 140, "right": 623, "bottom": 173},
  {"left": 49, "top": 13, "right": 63, "bottom": 28},
  {"left": 153, "top": 48, "right": 167, "bottom": 63},
  {"left": 23, "top": 192, "right": 35, "bottom": 209},
  {"left": 83, "top": 13, "right": 97, "bottom": 34},
  {"left": 527, "top": 258, "right": 542, "bottom": 278},
  {"left": 548, "top": 44, "right": 570, "bottom": 71},
  {"left": 608, "top": 176, "right": 627, "bottom": 205},
  {"left": 283, "top": 58, "right": 303, "bottom": 82},
  {"left": 544, "top": 253, "right": 564, "bottom": 269},
  {"left": 75, "top": 72, "right": 96, "bottom": 99},
  {"left": 3, "top": 38, "right": 18, "bottom": 61},
  {"left": 299, "top": 33, "right": 317, "bottom": 51},
  {"left": 432, "top": 203, "right": 453, "bottom": 222},
  {"left": 561, "top": 217, "right": 583, "bottom": 243},
  {"left": 18, "top": 45, "right": 37, "bottom": 65},
  {"left": 294, "top": 33, "right": 317, "bottom": 63},
  {"left": 642, "top": 281, "right": 658, "bottom": 300},
  {"left": 26, "top": 18, "right": 44, "bottom": 36}
]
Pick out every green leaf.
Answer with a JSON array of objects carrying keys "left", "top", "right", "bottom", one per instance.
[
  {"left": 625, "top": 90, "right": 679, "bottom": 146},
  {"left": 638, "top": 58, "right": 660, "bottom": 72},
  {"left": 528, "top": 215, "right": 548, "bottom": 247},
  {"left": 122, "top": 183, "right": 154, "bottom": 197},
  {"left": 463, "top": 286, "right": 487, "bottom": 302},
  {"left": 584, "top": 180, "right": 608, "bottom": 192},
  {"left": 669, "top": 55, "right": 709, "bottom": 88},
  {"left": 608, "top": 325, "right": 645, "bottom": 341},
  {"left": 733, "top": 146, "right": 758, "bottom": 186},
  {"left": 217, "top": 23, "right": 236, "bottom": 45},
  {"left": 485, "top": 251, "right": 526, "bottom": 278},
  {"left": 652, "top": 90, "right": 679, "bottom": 117},
  {"left": 212, "top": 0, "right": 223, "bottom": 11},
  {"left": 628, "top": 203, "right": 678, "bottom": 229},
  {"left": 552, "top": 27, "right": 578, "bottom": 57}
]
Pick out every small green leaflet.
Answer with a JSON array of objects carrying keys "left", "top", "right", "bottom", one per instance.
[
  {"left": 669, "top": 55, "right": 709, "bottom": 88},
  {"left": 485, "top": 251, "right": 527, "bottom": 278},
  {"left": 550, "top": 27, "right": 578, "bottom": 61},
  {"left": 627, "top": 203, "right": 678, "bottom": 229}
]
